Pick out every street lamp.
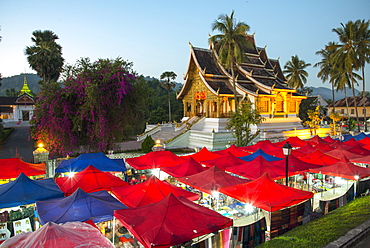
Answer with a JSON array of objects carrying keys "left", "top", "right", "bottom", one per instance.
[{"left": 283, "top": 141, "right": 292, "bottom": 186}]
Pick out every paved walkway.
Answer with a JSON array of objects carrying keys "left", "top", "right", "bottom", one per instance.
[{"left": 0, "top": 121, "right": 34, "bottom": 162}]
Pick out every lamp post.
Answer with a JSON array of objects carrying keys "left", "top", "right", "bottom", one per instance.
[{"left": 283, "top": 141, "right": 292, "bottom": 186}]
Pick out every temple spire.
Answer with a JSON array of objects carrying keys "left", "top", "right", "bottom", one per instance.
[{"left": 19, "top": 75, "right": 32, "bottom": 96}]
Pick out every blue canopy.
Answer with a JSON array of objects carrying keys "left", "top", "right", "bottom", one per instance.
[
  {"left": 353, "top": 132, "right": 368, "bottom": 141},
  {"left": 239, "top": 149, "right": 282, "bottom": 162},
  {"left": 0, "top": 173, "right": 64, "bottom": 209},
  {"left": 55, "top": 152, "right": 126, "bottom": 173},
  {"left": 36, "top": 188, "right": 128, "bottom": 225}
]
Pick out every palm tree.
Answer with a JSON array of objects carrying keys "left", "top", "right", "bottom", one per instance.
[
  {"left": 355, "top": 20, "right": 370, "bottom": 131},
  {"left": 331, "top": 21, "right": 363, "bottom": 132},
  {"left": 209, "top": 10, "right": 251, "bottom": 110},
  {"left": 283, "top": 55, "right": 311, "bottom": 89},
  {"left": 25, "top": 30, "right": 64, "bottom": 84},
  {"left": 160, "top": 71, "right": 177, "bottom": 122},
  {"left": 315, "top": 42, "right": 338, "bottom": 113}
]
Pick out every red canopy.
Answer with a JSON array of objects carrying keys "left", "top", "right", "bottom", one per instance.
[
  {"left": 347, "top": 144, "right": 370, "bottom": 156},
  {"left": 299, "top": 149, "right": 340, "bottom": 166},
  {"left": 342, "top": 138, "right": 362, "bottom": 148},
  {"left": 219, "top": 173, "right": 313, "bottom": 212},
  {"left": 242, "top": 140, "right": 284, "bottom": 158},
  {"left": 111, "top": 175, "right": 199, "bottom": 208},
  {"left": 308, "top": 158, "right": 370, "bottom": 180},
  {"left": 323, "top": 136, "right": 336, "bottom": 143},
  {"left": 358, "top": 137, "right": 370, "bottom": 146},
  {"left": 0, "top": 222, "right": 114, "bottom": 247},
  {"left": 313, "top": 143, "right": 334, "bottom": 152},
  {"left": 350, "top": 155, "right": 370, "bottom": 164},
  {"left": 55, "top": 165, "right": 129, "bottom": 196},
  {"left": 201, "top": 151, "right": 248, "bottom": 170},
  {"left": 325, "top": 146, "right": 363, "bottom": 160},
  {"left": 213, "top": 144, "right": 251, "bottom": 157},
  {"left": 176, "top": 166, "right": 250, "bottom": 195},
  {"left": 125, "top": 151, "right": 185, "bottom": 170},
  {"left": 295, "top": 143, "right": 317, "bottom": 154},
  {"left": 226, "top": 156, "right": 296, "bottom": 180},
  {"left": 160, "top": 157, "right": 208, "bottom": 177},
  {"left": 180, "top": 147, "right": 222, "bottom": 162},
  {"left": 270, "top": 154, "right": 322, "bottom": 173},
  {"left": 114, "top": 194, "right": 233, "bottom": 248},
  {"left": 0, "top": 158, "right": 46, "bottom": 179},
  {"left": 307, "top": 135, "right": 330, "bottom": 145},
  {"left": 274, "top": 136, "right": 307, "bottom": 148},
  {"left": 329, "top": 140, "right": 352, "bottom": 150}
]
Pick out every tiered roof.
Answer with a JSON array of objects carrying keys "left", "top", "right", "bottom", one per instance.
[{"left": 178, "top": 35, "right": 299, "bottom": 100}]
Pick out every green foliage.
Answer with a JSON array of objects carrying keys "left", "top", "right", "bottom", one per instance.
[
  {"left": 283, "top": 55, "right": 311, "bottom": 89},
  {"left": 5, "top": 88, "right": 18, "bottom": 97},
  {"left": 31, "top": 57, "right": 150, "bottom": 157},
  {"left": 145, "top": 78, "right": 183, "bottom": 124},
  {"left": 346, "top": 118, "right": 356, "bottom": 131},
  {"left": 303, "top": 106, "right": 323, "bottom": 135},
  {"left": 257, "top": 196, "right": 370, "bottom": 248},
  {"left": 299, "top": 97, "right": 318, "bottom": 124},
  {"left": 160, "top": 71, "right": 177, "bottom": 122},
  {"left": 226, "top": 100, "right": 264, "bottom": 146},
  {"left": 25, "top": 30, "right": 64, "bottom": 84},
  {"left": 141, "top": 135, "right": 155, "bottom": 153}
]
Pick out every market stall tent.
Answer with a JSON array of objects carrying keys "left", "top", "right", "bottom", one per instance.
[
  {"left": 55, "top": 152, "right": 126, "bottom": 173},
  {"left": 111, "top": 175, "right": 199, "bottom": 208},
  {"left": 125, "top": 151, "right": 185, "bottom": 170},
  {"left": 0, "top": 222, "right": 114, "bottom": 248},
  {"left": 176, "top": 166, "right": 250, "bottom": 195},
  {"left": 274, "top": 136, "right": 307, "bottom": 148},
  {"left": 36, "top": 188, "right": 127, "bottom": 225},
  {"left": 323, "top": 136, "right": 336, "bottom": 143},
  {"left": 160, "top": 157, "right": 207, "bottom": 177},
  {"left": 295, "top": 143, "right": 317, "bottom": 155},
  {"left": 299, "top": 149, "right": 340, "bottom": 166},
  {"left": 347, "top": 144, "right": 370, "bottom": 156},
  {"left": 55, "top": 165, "right": 129, "bottom": 196},
  {"left": 358, "top": 137, "right": 370, "bottom": 146},
  {"left": 180, "top": 147, "right": 222, "bottom": 162},
  {"left": 307, "top": 135, "right": 330, "bottom": 145},
  {"left": 308, "top": 158, "right": 370, "bottom": 180},
  {"left": 201, "top": 151, "right": 249, "bottom": 169},
  {"left": 213, "top": 144, "right": 251, "bottom": 157},
  {"left": 114, "top": 194, "right": 233, "bottom": 248},
  {"left": 226, "top": 156, "right": 296, "bottom": 180},
  {"left": 242, "top": 140, "right": 284, "bottom": 158},
  {"left": 325, "top": 146, "right": 363, "bottom": 160},
  {"left": 0, "top": 173, "right": 64, "bottom": 209},
  {"left": 239, "top": 149, "right": 282, "bottom": 162},
  {"left": 270, "top": 154, "right": 322, "bottom": 173},
  {"left": 0, "top": 158, "right": 46, "bottom": 179},
  {"left": 219, "top": 173, "right": 314, "bottom": 212}
]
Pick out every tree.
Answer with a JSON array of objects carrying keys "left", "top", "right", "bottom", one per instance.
[
  {"left": 160, "top": 71, "right": 177, "bottom": 122},
  {"left": 355, "top": 20, "right": 370, "bottom": 131},
  {"left": 25, "top": 30, "right": 64, "bottom": 84},
  {"left": 329, "top": 112, "right": 343, "bottom": 135},
  {"left": 5, "top": 88, "right": 18, "bottom": 97},
  {"left": 226, "top": 101, "right": 264, "bottom": 146},
  {"left": 331, "top": 21, "right": 364, "bottom": 132},
  {"left": 304, "top": 106, "right": 324, "bottom": 136},
  {"left": 283, "top": 55, "right": 311, "bottom": 89},
  {"left": 315, "top": 42, "right": 338, "bottom": 113},
  {"left": 31, "top": 57, "right": 149, "bottom": 157},
  {"left": 209, "top": 10, "right": 251, "bottom": 110}
]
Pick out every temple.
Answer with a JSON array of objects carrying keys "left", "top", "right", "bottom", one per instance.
[{"left": 177, "top": 34, "right": 306, "bottom": 134}]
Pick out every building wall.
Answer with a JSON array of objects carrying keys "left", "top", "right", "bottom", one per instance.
[{"left": 328, "top": 106, "right": 370, "bottom": 118}]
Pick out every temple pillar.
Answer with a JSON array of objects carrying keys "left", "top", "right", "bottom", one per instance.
[{"left": 217, "top": 100, "right": 221, "bottom": 118}]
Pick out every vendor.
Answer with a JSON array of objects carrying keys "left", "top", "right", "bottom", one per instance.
[{"left": 116, "top": 226, "right": 139, "bottom": 248}]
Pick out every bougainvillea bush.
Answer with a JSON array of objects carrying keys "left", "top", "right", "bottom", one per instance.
[{"left": 31, "top": 57, "right": 149, "bottom": 157}]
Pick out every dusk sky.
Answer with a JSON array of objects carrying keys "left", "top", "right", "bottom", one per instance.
[{"left": 1, "top": 0, "right": 369, "bottom": 89}]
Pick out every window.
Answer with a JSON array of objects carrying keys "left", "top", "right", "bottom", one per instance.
[
  {"left": 341, "top": 109, "right": 344, "bottom": 114},
  {"left": 351, "top": 109, "right": 354, "bottom": 114},
  {"left": 289, "top": 102, "right": 296, "bottom": 112}
]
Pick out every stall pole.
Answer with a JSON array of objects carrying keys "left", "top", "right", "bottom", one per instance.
[{"left": 112, "top": 217, "right": 116, "bottom": 245}]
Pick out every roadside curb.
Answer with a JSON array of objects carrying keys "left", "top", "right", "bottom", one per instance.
[{"left": 324, "top": 218, "right": 370, "bottom": 248}]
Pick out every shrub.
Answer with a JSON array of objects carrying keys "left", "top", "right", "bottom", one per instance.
[{"left": 141, "top": 135, "right": 155, "bottom": 153}]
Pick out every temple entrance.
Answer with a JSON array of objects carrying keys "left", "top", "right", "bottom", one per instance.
[
  {"left": 22, "top": 110, "right": 30, "bottom": 121},
  {"left": 196, "top": 101, "right": 204, "bottom": 116}
]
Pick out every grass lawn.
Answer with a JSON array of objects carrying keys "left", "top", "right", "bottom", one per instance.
[{"left": 257, "top": 195, "right": 370, "bottom": 248}]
